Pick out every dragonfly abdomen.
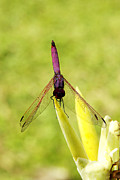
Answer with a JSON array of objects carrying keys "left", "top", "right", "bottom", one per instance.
[{"left": 51, "top": 41, "right": 60, "bottom": 74}]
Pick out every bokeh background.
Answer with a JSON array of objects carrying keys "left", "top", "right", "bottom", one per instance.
[{"left": 0, "top": 0, "right": 120, "bottom": 179}]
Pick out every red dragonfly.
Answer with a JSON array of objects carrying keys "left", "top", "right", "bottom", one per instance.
[{"left": 20, "top": 40, "right": 106, "bottom": 132}]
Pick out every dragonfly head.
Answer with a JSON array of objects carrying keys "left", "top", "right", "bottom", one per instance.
[{"left": 53, "top": 88, "right": 65, "bottom": 99}]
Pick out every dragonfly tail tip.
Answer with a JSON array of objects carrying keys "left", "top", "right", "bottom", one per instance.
[{"left": 51, "top": 40, "right": 55, "bottom": 47}]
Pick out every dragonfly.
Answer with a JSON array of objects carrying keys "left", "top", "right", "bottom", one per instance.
[{"left": 20, "top": 40, "right": 106, "bottom": 132}]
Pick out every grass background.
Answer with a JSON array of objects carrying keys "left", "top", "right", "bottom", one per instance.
[{"left": 0, "top": 0, "right": 120, "bottom": 179}]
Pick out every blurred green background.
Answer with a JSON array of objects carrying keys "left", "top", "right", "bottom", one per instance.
[{"left": 0, "top": 0, "right": 120, "bottom": 179}]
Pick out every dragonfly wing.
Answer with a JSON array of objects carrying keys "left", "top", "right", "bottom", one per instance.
[
  {"left": 20, "top": 78, "right": 54, "bottom": 132},
  {"left": 64, "top": 78, "right": 106, "bottom": 127}
]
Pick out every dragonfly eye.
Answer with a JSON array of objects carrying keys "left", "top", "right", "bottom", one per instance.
[{"left": 53, "top": 88, "right": 65, "bottom": 99}]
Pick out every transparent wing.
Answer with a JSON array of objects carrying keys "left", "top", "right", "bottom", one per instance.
[
  {"left": 20, "top": 78, "right": 54, "bottom": 132},
  {"left": 64, "top": 78, "right": 106, "bottom": 127}
]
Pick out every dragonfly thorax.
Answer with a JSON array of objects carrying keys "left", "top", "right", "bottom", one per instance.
[
  {"left": 54, "top": 74, "right": 64, "bottom": 88},
  {"left": 53, "top": 88, "right": 65, "bottom": 99},
  {"left": 53, "top": 74, "right": 65, "bottom": 99}
]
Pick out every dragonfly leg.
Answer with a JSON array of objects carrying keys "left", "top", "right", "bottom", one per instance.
[
  {"left": 50, "top": 96, "right": 61, "bottom": 110},
  {"left": 50, "top": 96, "right": 62, "bottom": 120},
  {"left": 59, "top": 99, "right": 61, "bottom": 106},
  {"left": 50, "top": 95, "right": 53, "bottom": 100},
  {"left": 50, "top": 96, "right": 55, "bottom": 109},
  {"left": 61, "top": 98, "right": 69, "bottom": 118},
  {"left": 50, "top": 96, "right": 69, "bottom": 118}
]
